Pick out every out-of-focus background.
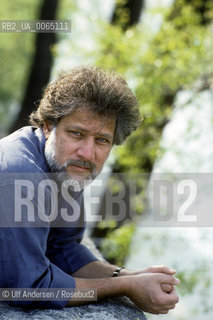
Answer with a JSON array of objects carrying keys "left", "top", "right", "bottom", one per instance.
[{"left": 0, "top": 1, "right": 213, "bottom": 319}]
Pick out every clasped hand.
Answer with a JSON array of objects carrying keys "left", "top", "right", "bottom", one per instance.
[{"left": 122, "top": 265, "right": 180, "bottom": 314}]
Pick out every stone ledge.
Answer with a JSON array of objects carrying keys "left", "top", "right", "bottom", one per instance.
[
  {"left": 0, "top": 297, "right": 147, "bottom": 320},
  {"left": 0, "top": 236, "right": 147, "bottom": 320}
]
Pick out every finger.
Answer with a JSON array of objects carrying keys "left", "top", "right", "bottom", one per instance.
[
  {"left": 165, "top": 304, "right": 176, "bottom": 310},
  {"left": 152, "top": 305, "right": 175, "bottom": 314},
  {"left": 148, "top": 265, "right": 176, "bottom": 275},
  {"left": 157, "top": 286, "right": 179, "bottom": 306},
  {"left": 168, "top": 285, "right": 179, "bottom": 297},
  {"left": 159, "top": 301, "right": 177, "bottom": 309},
  {"left": 161, "top": 283, "right": 173, "bottom": 293},
  {"left": 157, "top": 310, "right": 169, "bottom": 314},
  {"left": 163, "top": 289, "right": 179, "bottom": 305},
  {"left": 153, "top": 301, "right": 177, "bottom": 313},
  {"left": 156, "top": 305, "right": 176, "bottom": 315},
  {"left": 159, "top": 274, "right": 180, "bottom": 286},
  {"left": 150, "top": 307, "right": 170, "bottom": 315}
]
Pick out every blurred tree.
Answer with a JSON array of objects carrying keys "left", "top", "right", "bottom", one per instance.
[
  {"left": 170, "top": 0, "right": 212, "bottom": 26},
  {"left": 91, "top": 0, "right": 145, "bottom": 241},
  {"left": 111, "top": 0, "right": 144, "bottom": 30},
  {"left": 9, "top": 0, "right": 59, "bottom": 132},
  {"left": 0, "top": 0, "right": 40, "bottom": 135}
]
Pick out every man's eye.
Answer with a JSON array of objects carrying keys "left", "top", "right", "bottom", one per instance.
[
  {"left": 69, "top": 131, "right": 82, "bottom": 137},
  {"left": 97, "top": 137, "right": 109, "bottom": 144}
]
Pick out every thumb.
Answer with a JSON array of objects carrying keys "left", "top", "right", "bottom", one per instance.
[{"left": 161, "top": 283, "right": 173, "bottom": 293}]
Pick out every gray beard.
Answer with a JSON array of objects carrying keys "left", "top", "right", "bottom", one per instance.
[{"left": 44, "top": 127, "right": 98, "bottom": 190}]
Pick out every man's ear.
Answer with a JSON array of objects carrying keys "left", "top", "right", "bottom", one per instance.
[{"left": 43, "top": 122, "right": 52, "bottom": 139}]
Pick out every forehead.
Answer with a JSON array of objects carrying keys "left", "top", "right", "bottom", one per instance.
[{"left": 58, "top": 109, "right": 116, "bottom": 136}]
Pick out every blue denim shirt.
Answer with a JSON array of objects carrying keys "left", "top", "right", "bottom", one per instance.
[{"left": 0, "top": 127, "right": 98, "bottom": 309}]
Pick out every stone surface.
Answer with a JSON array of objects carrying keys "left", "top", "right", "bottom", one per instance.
[
  {"left": 0, "top": 236, "right": 147, "bottom": 320},
  {"left": 0, "top": 297, "right": 147, "bottom": 320}
]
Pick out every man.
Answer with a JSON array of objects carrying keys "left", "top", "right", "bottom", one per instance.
[{"left": 0, "top": 65, "right": 179, "bottom": 314}]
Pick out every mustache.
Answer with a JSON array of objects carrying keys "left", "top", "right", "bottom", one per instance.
[{"left": 59, "top": 159, "right": 96, "bottom": 172}]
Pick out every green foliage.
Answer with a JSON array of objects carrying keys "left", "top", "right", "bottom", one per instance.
[
  {"left": 95, "top": 0, "right": 213, "bottom": 194},
  {"left": 100, "top": 223, "right": 135, "bottom": 266},
  {"left": 177, "top": 262, "right": 211, "bottom": 296}
]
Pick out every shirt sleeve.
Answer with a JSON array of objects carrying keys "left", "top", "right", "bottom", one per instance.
[
  {"left": 0, "top": 179, "right": 96, "bottom": 309},
  {"left": 0, "top": 226, "right": 76, "bottom": 309},
  {"left": 46, "top": 227, "right": 99, "bottom": 275}
]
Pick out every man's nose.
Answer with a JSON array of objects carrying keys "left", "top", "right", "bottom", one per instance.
[{"left": 76, "top": 138, "right": 95, "bottom": 161}]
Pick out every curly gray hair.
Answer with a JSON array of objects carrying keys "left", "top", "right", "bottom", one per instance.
[{"left": 29, "top": 65, "right": 142, "bottom": 145}]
